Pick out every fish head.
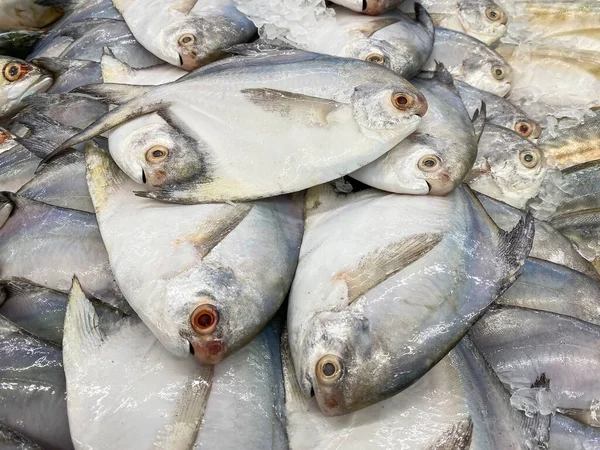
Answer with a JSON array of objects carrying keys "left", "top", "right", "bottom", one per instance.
[
  {"left": 461, "top": 55, "right": 512, "bottom": 97},
  {"left": 468, "top": 125, "right": 546, "bottom": 208},
  {"left": 456, "top": 0, "right": 507, "bottom": 45},
  {"left": 298, "top": 309, "right": 391, "bottom": 415},
  {"left": 0, "top": 57, "right": 53, "bottom": 117},
  {"left": 160, "top": 13, "right": 255, "bottom": 70},
  {"left": 351, "top": 81, "right": 427, "bottom": 142},
  {"left": 162, "top": 264, "right": 251, "bottom": 365},
  {"left": 108, "top": 113, "right": 205, "bottom": 187}
]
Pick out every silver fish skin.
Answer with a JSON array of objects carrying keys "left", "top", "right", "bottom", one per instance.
[
  {"left": 549, "top": 209, "right": 600, "bottom": 262},
  {"left": 499, "top": 257, "right": 600, "bottom": 325},
  {"left": 0, "top": 192, "right": 126, "bottom": 310},
  {"left": 544, "top": 161, "right": 600, "bottom": 219},
  {"left": 401, "top": 0, "right": 508, "bottom": 45},
  {"left": 32, "top": 57, "right": 102, "bottom": 94},
  {"left": 86, "top": 144, "right": 303, "bottom": 364},
  {"left": 424, "top": 27, "right": 512, "bottom": 96},
  {"left": 0, "top": 129, "right": 39, "bottom": 193},
  {"left": 64, "top": 279, "right": 286, "bottom": 450},
  {"left": 288, "top": 183, "right": 533, "bottom": 416},
  {"left": 350, "top": 64, "right": 481, "bottom": 196},
  {"left": 20, "top": 93, "right": 108, "bottom": 130},
  {"left": 471, "top": 306, "right": 600, "bottom": 415},
  {"left": 113, "top": 0, "right": 256, "bottom": 70},
  {"left": 0, "top": 315, "right": 71, "bottom": 450},
  {"left": 0, "top": 0, "right": 63, "bottom": 30},
  {"left": 452, "top": 336, "right": 549, "bottom": 450},
  {"left": 0, "top": 423, "right": 41, "bottom": 450},
  {"left": 57, "top": 49, "right": 427, "bottom": 204},
  {"left": 0, "top": 278, "right": 124, "bottom": 346},
  {"left": 468, "top": 123, "right": 547, "bottom": 210},
  {"left": 549, "top": 413, "right": 600, "bottom": 450},
  {"left": 455, "top": 80, "right": 541, "bottom": 139},
  {"left": 0, "top": 56, "right": 53, "bottom": 119},
  {"left": 478, "top": 193, "right": 599, "bottom": 279}
]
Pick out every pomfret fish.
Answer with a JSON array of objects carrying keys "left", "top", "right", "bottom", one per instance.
[
  {"left": 424, "top": 28, "right": 513, "bottom": 96},
  {"left": 471, "top": 306, "right": 600, "bottom": 417},
  {"left": 21, "top": 93, "right": 108, "bottom": 129},
  {"left": 401, "top": 0, "right": 508, "bottom": 45},
  {"left": 64, "top": 279, "right": 287, "bottom": 449},
  {"left": 32, "top": 57, "right": 102, "bottom": 94},
  {"left": 550, "top": 209, "right": 600, "bottom": 262},
  {"left": 499, "top": 257, "right": 600, "bottom": 325},
  {"left": 0, "top": 0, "right": 63, "bottom": 30},
  {"left": 455, "top": 80, "right": 541, "bottom": 139},
  {"left": 549, "top": 413, "right": 600, "bottom": 450},
  {"left": 467, "top": 123, "right": 547, "bottom": 209},
  {"left": 112, "top": 0, "right": 256, "bottom": 70},
  {"left": 478, "top": 193, "right": 599, "bottom": 278},
  {"left": 0, "top": 315, "right": 72, "bottom": 450},
  {"left": 0, "top": 192, "right": 126, "bottom": 310},
  {"left": 0, "top": 56, "right": 52, "bottom": 119},
  {"left": 53, "top": 49, "right": 427, "bottom": 203},
  {"left": 351, "top": 64, "right": 483, "bottom": 195},
  {"left": 0, "top": 129, "right": 39, "bottom": 192},
  {"left": 85, "top": 144, "right": 303, "bottom": 364},
  {"left": 288, "top": 183, "right": 532, "bottom": 415}
]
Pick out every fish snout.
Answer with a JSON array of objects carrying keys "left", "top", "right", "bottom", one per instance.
[{"left": 188, "top": 303, "right": 226, "bottom": 364}]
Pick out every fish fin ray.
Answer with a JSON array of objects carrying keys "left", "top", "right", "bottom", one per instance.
[
  {"left": 428, "top": 417, "right": 473, "bottom": 450},
  {"left": 414, "top": 2, "right": 435, "bottom": 35},
  {"left": 64, "top": 276, "right": 105, "bottom": 352},
  {"left": 472, "top": 102, "right": 487, "bottom": 143},
  {"left": 355, "top": 17, "right": 401, "bottom": 37},
  {"left": 73, "top": 83, "right": 152, "bottom": 105},
  {"left": 31, "top": 57, "right": 95, "bottom": 77}
]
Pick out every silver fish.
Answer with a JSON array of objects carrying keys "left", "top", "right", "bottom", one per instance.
[
  {"left": 31, "top": 57, "right": 102, "bottom": 94},
  {"left": 549, "top": 209, "right": 600, "bottom": 262},
  {"left": 64, "top": 278, "right": 287, "bottom": 449},
  {"left": 21, "top": 93, "right": 108, "bottom": 130},
  {"left": 85, "top": 144, "right": 303, "bottom": 364},
  {"left": 0, "top": 315, "right": 71, "bottom": 450},
  {"left": 499, "top": 257, "right": 600, "bottom": 325},
  {"left": 53, "top": 49, "right": 427, "bottom": 203},
  {"left": 471, "top": 306, "right": 600, "bottom": 418},
  {"left": 0, "top": 56, "right": 52, "bottom": 119},
  {"left": 0, "top": 192, "right": 126, "bottom": 310},
  {"left": 455, "top": 79, "right": 542, "bottom": 139},
  {"left": 0, "top": 129, "right": 39, "bottom": 192},
  {"left": 549, "top": 413, "right": 600, "bottom": 450},
  {"left": 424, "top": 27, "right": 512, "bottom": 96},
  {"left": 351, "top": 64, "right": 483, "bottom": 195},
  {"left": 468, "top": 123, "right": 547, "bottom": 209},
  {"left": 288, "top": 183, "right": 532, "bottom": 415},
  {"left": 113, "top": 0, "right": 256, "bottom": 70}
]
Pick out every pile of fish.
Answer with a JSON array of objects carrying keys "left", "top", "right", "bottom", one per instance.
[{"left": 1, "top": 0, "right": 600, "bottom": 448}]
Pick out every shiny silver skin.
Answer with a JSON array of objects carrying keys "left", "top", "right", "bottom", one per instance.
[
  {"left": 351, "top": 66, "right": 481, "bottom": 195},
  {"left": 0, "top": 315, "right": 72, "bottom": 450},
  {"left": 0, "top": 129, "right": 39, "bottom": 193},
  {"left": 113, "top": 0, "right": 256, "bottom": 70},
  {"left": 549, "top": 414, "right": 600, "bottom": 450},
  {"left": 472, "top": 306, "right": 600, "bottom": 414},
  {"left": 547, "top": 161, "right": 600, "bottom": 218},
  {"left": 499, "top": 257, "right": 600, "bottom": 325},
  {"left": 288, "top": 184, "right": 533, "bottom": 415},
  {"left": 0, "top": 192, "right": 126, "bottom": 310},
  {"left": 32, "top": 57, "right": 102, "bottom": 94},
  {"left": 424, "top": 27, "right": 512, "bottom": 96},
  {"left": 19, "top": 93, "right": 108, "bottom": 130},
  {"left": 455, "top": 80, "right": 541, "bottom": 139},
  {"left": 550, "top": 209, "right": 600, "bottom": 262},
  {"left": 478, "top": 193, "right": 599, "bottom": 279},
  {"left": 468, "top": 123, "right": 547, "bottom": 209}
]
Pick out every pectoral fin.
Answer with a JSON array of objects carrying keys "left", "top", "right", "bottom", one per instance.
[
  {"left": 337, "top": 232, "right": 443, "bottom": 304},
  {"left": 64, "top": 276, "right": 104, "bottom": 353},
  {"left": 241, "top": 88, "right": 346, "bottom": 126}
]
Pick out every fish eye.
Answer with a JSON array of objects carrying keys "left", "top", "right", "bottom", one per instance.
[
  {"left": 519, "top": 151, "right": 539, "bottom": 168},
  {"left": 491, "top": 65, "right": 506, "bottom": 80},
  {"left": 392, "top": 93, "right": 414, "bottom": 110},
  {"left": 190, "top": 304, "right": 219, "bottom": 335},
  {"left": 316, "top": 355, "right": 343, "bottom": 384},
  {"left": 3, "top": 62, "right": 25, "bottom": 82},
  {"left": 485, "top": 7, "right": 502, "bottom": 22},
  {"left": 515, "top": 121, "right": 533, "bottom": 137},
  {"left": 178, "top": 33, "right": 196, "bottom": 46},
  {"left": 145, "top": 145, "right": 168, "bottom": 163},
  {"left": 418, "top": 155, "right": 441, "bottom": 172},
  {"left": 365, "top": 53, "right": 385, "bottom": 65}
]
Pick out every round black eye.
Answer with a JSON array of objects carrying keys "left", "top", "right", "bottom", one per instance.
[
  {"left": 523, "top": 154, "right": 533, "bottom": 163},
  {"left": 424, "top": 159, "right": 435, "bottom": 167},
  {"left": 8, "top": 66, "right": 18, "bottom": 77},
  {"left": 496, "top": 69, "right": 503, "bottom": 76},
  {"left": 152, "top": 149, "right": 165, "bottom": 158},
  {"left": 322, "top": 362, "right": 336, "bottom": 377}
]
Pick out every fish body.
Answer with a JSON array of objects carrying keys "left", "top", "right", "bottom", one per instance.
[
  {"left": 113, "top": 0, "right": 256, "bottom": 70},
  {"left": 0, "top": 192, "right": 125, "bottom": 309},
  {"left": 60, "top": 49, "right": 427, "bottom": 203},
  {"left": 350, "top": 65, "right": 481, "bottom": 195},
  {"left": 471, "top": 306, "right": 600, "bottom": 415},
  {"left": 33, "top": 57, "right": 102, "bottom": 94},
  {"left": 550, "top": 209, "right": 600, "bottom": 262},
  {"left": 455, "top": 80, "right": 541, "bottom": 139},
  {"left": 549, "top": 413, "right": 600, "bottom": 450},
  {"left": 468, "top": 123, "right": 547, "bottom": 209},
  {"left": 288, "top": 183, "right": 532, "bottom": 415},
  {"left": 0, "top": 131, "right": 39, "bottom": 192},
  {"left": 86, "top": 144, "right": 303, "bottom": 364},
  {"left": 0, "top": 57, "right": 52, "bottom": 119},
  {"left": 0, "top": 315, "right": 71, "bottom": 450},
  {"left": 425, "top": 27, "right": 512, "bottom": 96}
]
